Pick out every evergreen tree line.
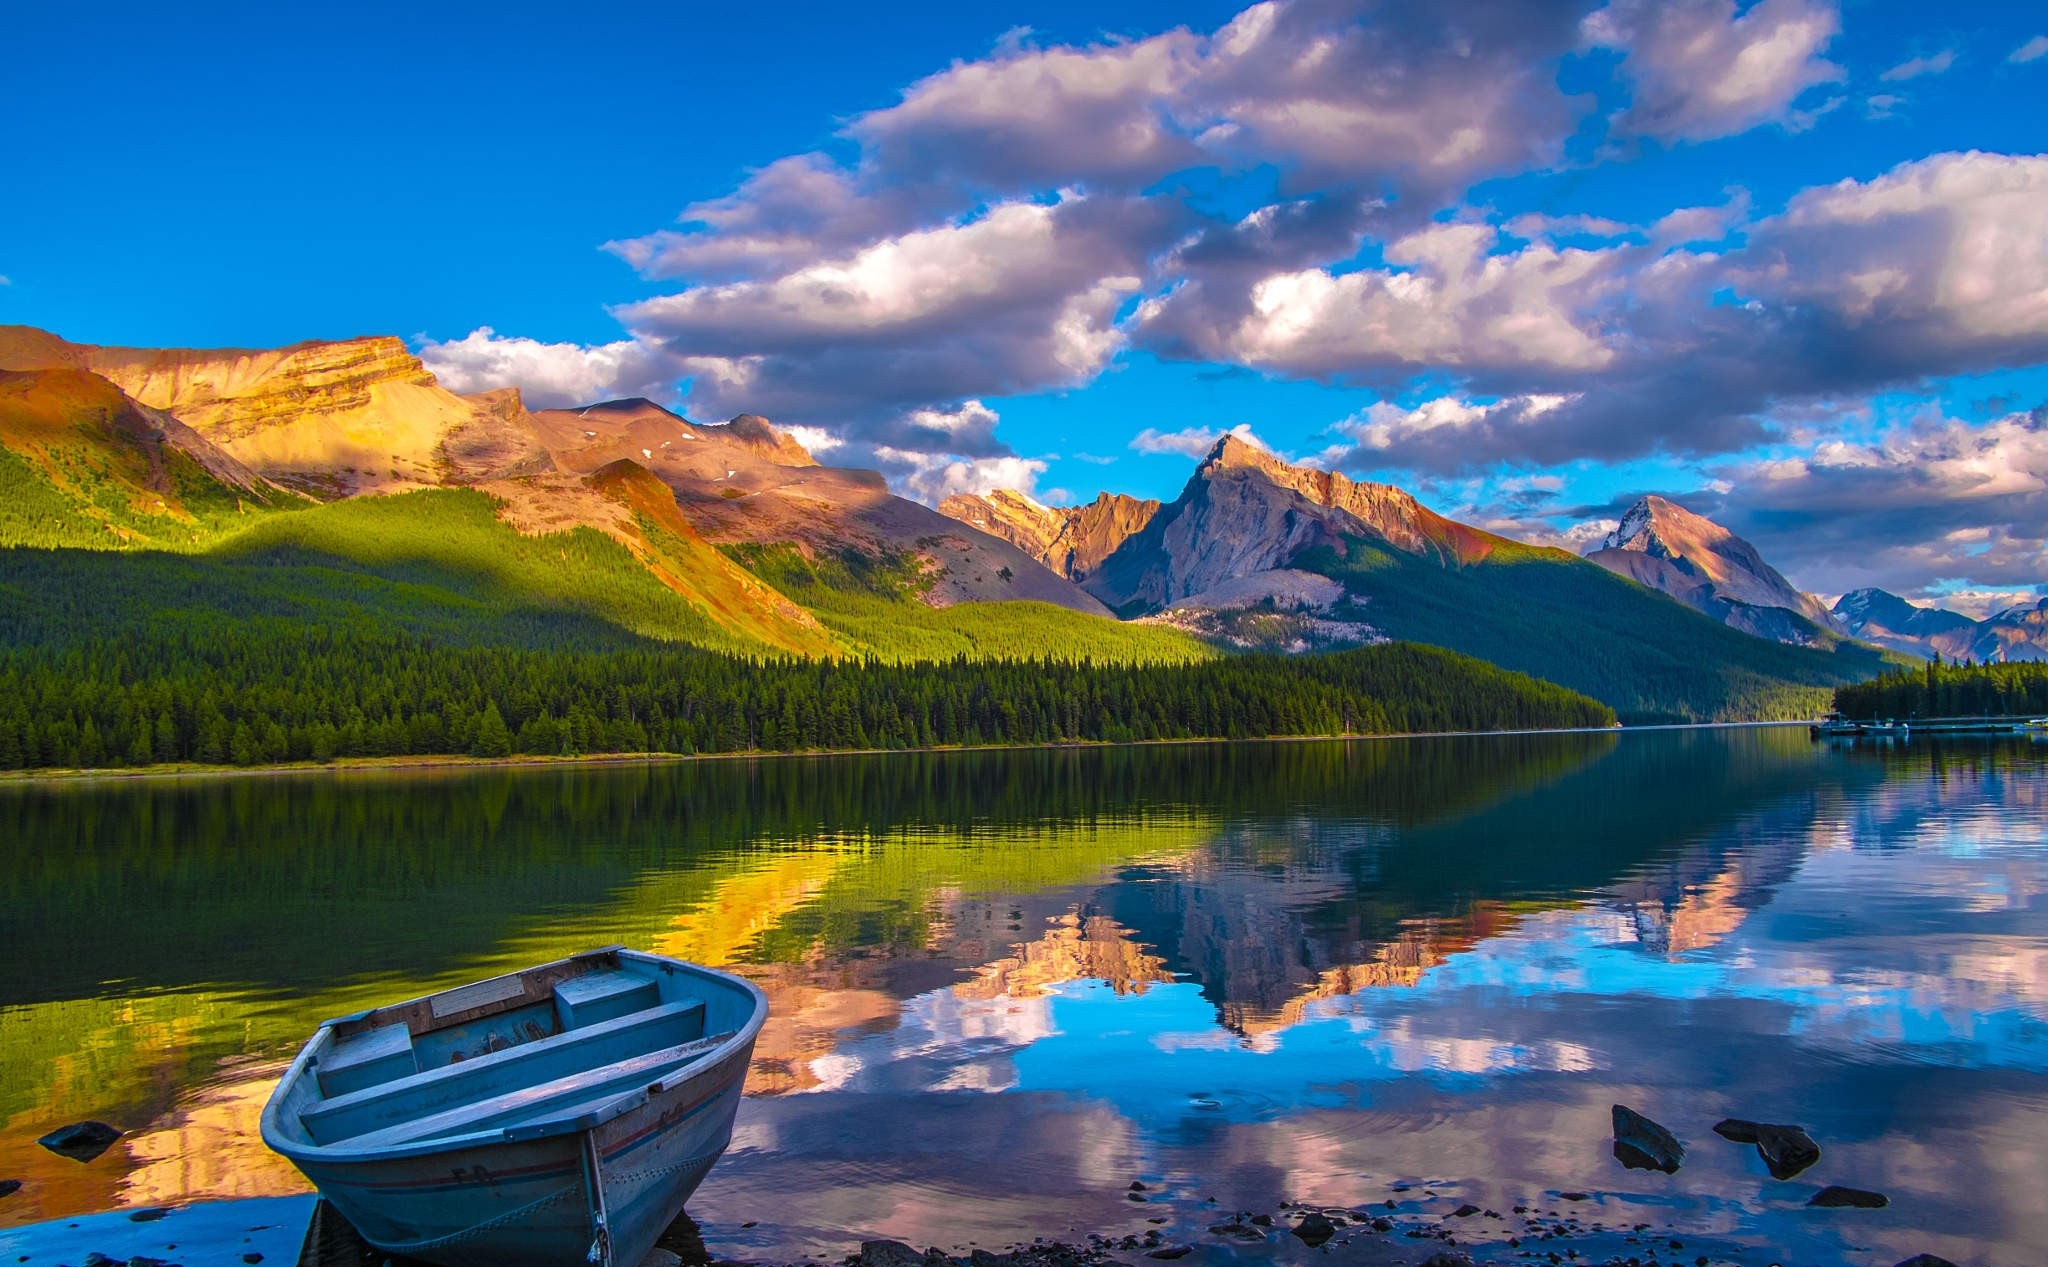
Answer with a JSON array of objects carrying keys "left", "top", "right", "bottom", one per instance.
[
  {"left": 0, "top": 625, "right": 1613, "bottom": 772},
  {"left": 1834, "top": 656, "right": 2048, "bottom": 721}
]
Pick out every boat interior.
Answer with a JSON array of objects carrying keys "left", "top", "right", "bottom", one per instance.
[{"left": 273, "top": 949, "right": 748, "bottom": 1152}]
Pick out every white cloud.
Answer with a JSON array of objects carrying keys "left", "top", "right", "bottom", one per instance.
[
  {"left": 2008, "top": 35, "right": 2048, "bottom": 64},
  {"left": 1332, "top": 394, "right": 1573, "bottom": 462},
  {"left": 1929, "top": 588, "right": 2046, "bottom": 619},
  {"left": 1699, "top": 406, "right": 2048, "bottom": 598},
  {"left": 852, "top": 29, "right": 1205, "bottom": 194},
  {"left": 1879, "top": 49, "right": 1956, "bottom": 82},
  {"left": 1140, "top": 222, "right": 1633, "bottom": 378},
  {"left": 615, "top": 196, "right": 1176, "bottom": 426},
  {"left": 888, "top": 452, "right": 1051, "bottom": 505},
  {"left": 1741, "top": 151, "right": 2048, "bottom": 351},
  {"left": 416, "top": 327, "right": 679, "bottom": 408},
  {"left": 1129, "top": 422, "right": 1265, "bottom": 458},
  {"left": 1585, "top": 0, "right": 1843, "bottom": 143}
]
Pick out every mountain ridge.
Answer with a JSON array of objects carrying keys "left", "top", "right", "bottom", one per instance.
[
  {"left": 1834, "top": 587, "right": 2048, "bottom": 662},
  {"left": 1583, "top": 494, "right": 1841, "bottom": 645}
]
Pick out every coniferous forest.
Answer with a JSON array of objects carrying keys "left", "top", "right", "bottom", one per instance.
[
  {"left": 1834, "top": 657, "right": 2048, "bottom": 720},
  {"left": 0, "top": 617, "right": 1614, "bottom": 772}
]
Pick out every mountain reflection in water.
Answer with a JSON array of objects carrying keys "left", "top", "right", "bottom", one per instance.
[{"left": 3, "top": 730, "right": 2044, "bottom": 1265}]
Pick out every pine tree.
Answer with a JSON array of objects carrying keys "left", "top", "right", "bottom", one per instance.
[{"left": 472, "top": 700, "right": 513, "bottom": 758}]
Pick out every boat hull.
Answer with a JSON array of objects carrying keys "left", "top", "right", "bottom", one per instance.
[{"left": 296, "top": 1036, "right": 754, "bottom": 1267}]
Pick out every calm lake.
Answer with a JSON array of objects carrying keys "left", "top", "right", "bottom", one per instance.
[{"left": 3, "top": 728, "right": 2046, "bottom": 1265}]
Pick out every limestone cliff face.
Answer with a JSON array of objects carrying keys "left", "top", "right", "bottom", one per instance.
[
  {"left": 0, "top": 327, "right": 476, "bottom": 496},
  {"left": 1199, "top": 435, "right": 1504, "bottom": 565},
  {"left": 523, "top": 398, "right": 1108, "bottom": 615},
  {"left": 1083, "top": 435, "right": 1524, "bottom": 613},
  {"left": 938, "top": 489, "right": 1159, "bottom": 582},
  {"left": 1584, "top": 495, "right": 1840, "bottom": 644}
]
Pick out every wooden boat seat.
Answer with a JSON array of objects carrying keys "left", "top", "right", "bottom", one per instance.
[
  {"left": 553, "top": 968, "right": 660, "bottom": 1030},
  {"left": 335, "top": 1032, "right": 730, "bottom": 1150},
  {"left": 317, "top": 1021, "right": 418, "bottom": 1099},
  {"left": 301, "top": 997, "right": 705, "bottom": 1146}
]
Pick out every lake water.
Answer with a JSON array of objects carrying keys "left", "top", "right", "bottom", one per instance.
[{"left": 2, "top": 728, "right": 2046, "bottom": 1266}]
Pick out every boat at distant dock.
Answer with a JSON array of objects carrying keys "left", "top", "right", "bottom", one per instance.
[
  {"left": 260, "top": 947, "right": 767, "bottom": 1267},
  {"left": 1811, "top": 713, "right": 2032, "bottom": 740}
]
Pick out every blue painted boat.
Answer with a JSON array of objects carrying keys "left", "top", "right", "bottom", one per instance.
[{"left": 260, "top": 947, "right": 766, "bottom": 1267}]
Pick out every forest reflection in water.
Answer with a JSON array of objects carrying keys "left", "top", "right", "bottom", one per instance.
[{"left": 3, "top": 729, "right": 2045, "bottom": 1266}]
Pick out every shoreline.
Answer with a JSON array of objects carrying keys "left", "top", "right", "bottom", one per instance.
[
  {"left": 0, "top": 1184, "right": 1935, "bottom": 1267},
  {"left": 0, "top": 720, "right": 1807, "bottom": 789}
]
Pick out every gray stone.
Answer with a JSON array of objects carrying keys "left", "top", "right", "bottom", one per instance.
[
  {"left": 1611, "top": 1104, "right": 1684, "bottom": 1174},
  {"left": 1712, "top": 1119, "right": 1762, "bottom": 1143},
  {"left": 1892, "top": 1256, "right": 1960, "bottom": 1267}
]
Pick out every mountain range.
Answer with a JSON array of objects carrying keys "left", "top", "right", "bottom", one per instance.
[
  {"left": 1832, "top": 587, "right": 2048, "bottom": 662},
  {"left": 0, "top": 322, "right": 1950, "bottom": 723}
]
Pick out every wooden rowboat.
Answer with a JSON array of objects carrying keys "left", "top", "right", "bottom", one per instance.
[{"left": 260, "top": 947, "right": 766, "bottom": 1267}]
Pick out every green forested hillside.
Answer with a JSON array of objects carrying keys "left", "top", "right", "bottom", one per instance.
[
  {"left": 726, "top": 541, "right": 1214, "bottom": 664},
  {"left": 1296, "top": 537, "right": 1896, "bottom": 724},
  {"left": 0, "top": 619, "right": 1613, "bottom": 771}
]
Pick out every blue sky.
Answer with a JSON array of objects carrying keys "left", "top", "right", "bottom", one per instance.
[{"left": 5, "top": 1, "right": 2047, "bottom": 609}]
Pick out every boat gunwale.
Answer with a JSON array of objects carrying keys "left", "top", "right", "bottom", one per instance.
[{"left": 258, "top": 949, "right": 767, "bottom": 1167}]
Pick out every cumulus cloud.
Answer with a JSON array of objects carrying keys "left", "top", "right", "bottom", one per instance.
[
  {"left": 2008, "top": 35, "right": 2048, "bottom": 65},
  {"left": 1140, "top": 222, "right": 1635, "bottom": 379},
  {"left": 619, "top": 196, "right": 1182, "bottom": 426},
  {"left": 575, "top": 0, "right": 1910, "bottom": 500},
  {"left": 608, "top": 154, "right": 941, "bottom": 283},
  {"left": 891, "top": 452, "right": 1052, "bottom": 505},
  {"left": 1187, "top": 0, "right": 1590, "bottom": 200},
  {"left": 851, "top": 30, "right": 1205, "bottom": 195},
  {"left": 1926, "top": 587, "right": 2045, "bottom": 619},
  {"left": 1585, "top": 0, "right": 1843, "bottom": 143},
  {"left": 1129, "top": 422, "right": 1267, "bottom": 457},
  {"left": 1328, "top": 394, "right": 1585, "bottom": 470},
  {"left": 1180, "top": 151, "right": 2048, "bottom": 475},
  {"left": 1693, "top": 407, "right": 2048, "bottom": 598},
  {"left": 1879, "top": 49, "right": 1956, "bottom": 81},
  {"left": 1740, "top": 152, "right": 2048, "bottom": 352},
  {"left": 417, "top": 328, "right": 680, "bottom": 408}
]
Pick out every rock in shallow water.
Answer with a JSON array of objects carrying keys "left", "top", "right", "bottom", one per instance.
[
  {"left": 37, "top": 1120, "right": 123, "bottom": 1163},
  {"left": 1712, "top": 1118, "right": 1763, "bottom": 1143},
  {"left": 1611, "top": 1104, "right": 1684, "bottom": 1173},
  {"left": 859, "top": 1240, "right": 928, "bottom": 1267},
  {"left": 1810, "top": 1185, "right": 1889, "bottom": 1208},
  {"left": 1291, "top": 1212, "right": 1336, "bottom": 1247},
  {"left": 1754, "top": 1123, "right": 1822, "bottom": 1180},
  {"left": 1892, "top": 1256, "right": 1959, "bottom": 1267},
  {"left": 0, "top": 1179, "right": 21, "bottom": 1199}
]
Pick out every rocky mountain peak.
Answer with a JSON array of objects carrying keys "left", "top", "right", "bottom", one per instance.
[
  {"left": 1200, "top": 431, "right": 1283, "bottom": 473},
  {"left": 938, "top": 488, "right": 1160, "bottom": 583},
  {"left": 1586, "top": 494, "right": 1838, "bottom": 641},
  {"left": 1601, "top": 494, "right": 1732, "bottom": 558}
]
